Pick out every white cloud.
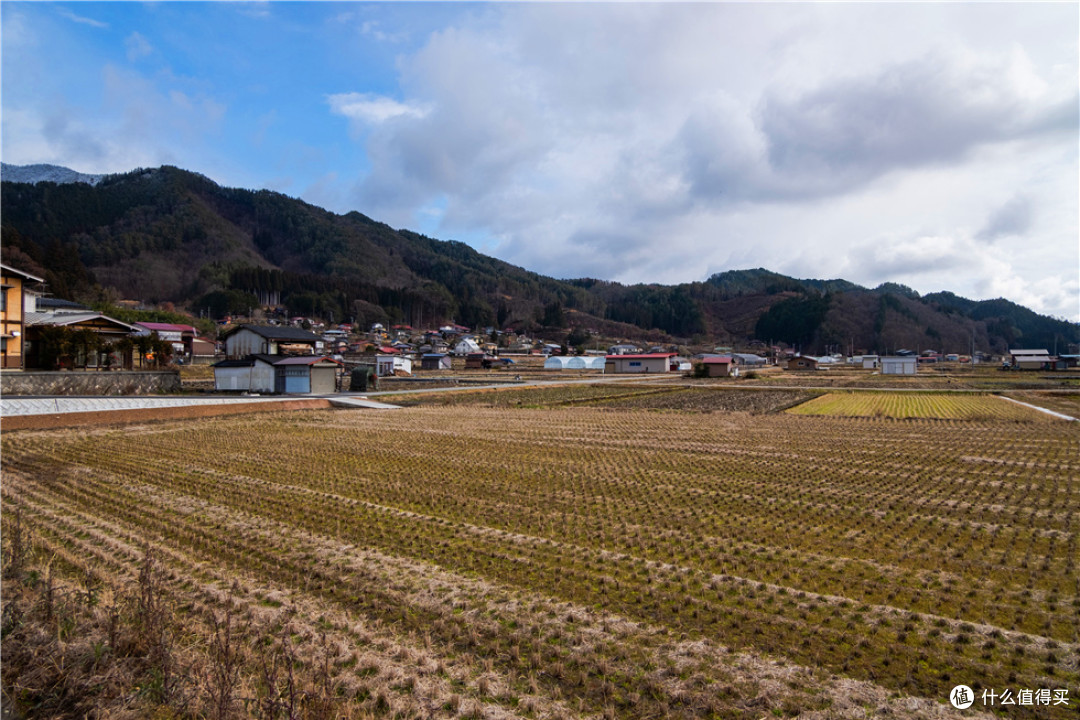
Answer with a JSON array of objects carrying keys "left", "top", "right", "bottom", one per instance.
[
  {"left": 1, "top": 11, "right": 35, "bottom": 51},
  {"left": 977, "top": 194, "right": 1033, "bottom": 242},
  {"left": 4, "top": 63, "right": 229, "bottom": 176},
  {"left": 125, "top": 32, "right": 153, "bottom": 62},
  {"left": 56, "top": 8, "right": 108, "bottom": 29},
  {"left": 236, "top": 2, "right": 271, "bottom": 20},
  {"left": 335, "top": 3, "right": 1077, "bottom": 319},
  {"left": 327, "top": 93, "right": 429, "bottom": 126},
  {"left": 359, "top": 20, "right": 405, "bottom": 44}
]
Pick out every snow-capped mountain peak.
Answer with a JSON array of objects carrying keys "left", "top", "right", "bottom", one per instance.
[{"left": 1, "top": 162, "right": 106, "bottom": 186}]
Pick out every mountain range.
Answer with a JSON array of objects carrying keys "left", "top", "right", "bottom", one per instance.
[
  {"left": 1, "top": 163, "right": 1076, "bottom": 355},
  {"left": 0, "top": 162, "right": 106, "bottom": 187}
]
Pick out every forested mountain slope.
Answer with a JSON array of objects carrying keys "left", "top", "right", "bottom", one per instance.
[{"left": 2, "top": 165, "right": 1075, "bottom": 354}]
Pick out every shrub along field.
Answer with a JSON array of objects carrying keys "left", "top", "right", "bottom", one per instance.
[{"left": 2, "top": 398, "right": 1077, "bottom": 719}]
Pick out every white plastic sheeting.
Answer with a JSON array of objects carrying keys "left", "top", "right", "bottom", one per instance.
[{"left": 545, "top": 356, "right": 606, "bottom": 370}]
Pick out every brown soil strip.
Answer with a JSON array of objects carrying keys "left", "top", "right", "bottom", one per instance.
[{"left": 1, "top": 398, "right": 333, "bottom": 431}]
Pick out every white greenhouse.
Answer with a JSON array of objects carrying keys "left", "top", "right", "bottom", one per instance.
[{"left": 545, "top": 356, "right": 606, "bottom": 370}]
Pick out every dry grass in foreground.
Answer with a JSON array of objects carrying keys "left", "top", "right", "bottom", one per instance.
[{"left": 3, "top": 404, "right": 1076, "bottom": 719}]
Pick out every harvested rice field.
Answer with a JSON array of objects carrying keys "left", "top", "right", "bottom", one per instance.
[
  {"left": 390, "top": 384, "right": 817, "bottom": 414},
  {"left": 1009, "top": 392, "right": 1080, "bottom": 421},
  {"left": 2, "top": 399, "right": 1078, "bottom": 719},
  {"left": 786, "top": 391, "right": 1053, "bottom": 421}
]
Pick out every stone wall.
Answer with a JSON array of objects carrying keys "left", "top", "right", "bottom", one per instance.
[{"left": 1, "top": 371, "right": 182, "bottom": 396}]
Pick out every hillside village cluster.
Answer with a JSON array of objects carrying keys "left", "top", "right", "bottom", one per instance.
[{"left": 2, "top": 263, "right": 1077, "bottom": 395}]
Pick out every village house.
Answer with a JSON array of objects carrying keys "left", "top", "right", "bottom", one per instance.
[
  {"left": 322, "top": 329, "right": 348, "bottom": 344},
  {"left": 222, "top": 324, "right": 322, "bottom": 358},
  {"left": 605, "top": 352, "right": 676, "bottom": 374},
  {"left": 376, "top": 354, "right": 413, "bottom": 377},
  {"left": 787, "top": 355, "right": 820, "bottom": 371},
  {"left": 464, "top": 352, "right": 496, "bottom": 369},
  {"left": 452, "top": 337, "right": 482, "bottom": 356},
  {"left": 23, "top": 309, "right": 139, "bottom": 369},
  {"left": 419, "top": 340, "right": 450, "bottom": 355},
  {"left": 732, "top": 353, "right": 768, "bottom": 367},
  {"left": 420, "top": 353, "right": 452, "bottom": 371},
  {"left": 0, "top": 263, "right": 44, "bottom": 370},
  {"left": 133, "top": 321, "right": 209, "bottom": 360},
  {"left": 699, "top": 356, "right": 734, "bottom": 377}
]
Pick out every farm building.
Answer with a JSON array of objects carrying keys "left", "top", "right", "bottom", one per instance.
[
  {"left": 861, "top": 355, "right": 880, "bottom": 369},
  {"left": 787, "top": 356, "right": 819, "bottom": 371},
  {"left": 222, "top": 325, "right": 322, "bottom": 358},
  {"left": 881, "top": 356, "right": 918, "bottom": 375},
  {"left": 568, "top": 356, "right": 606, "bottom": 370},
  {"left": 420, "top": 353, "right": 452, "bottom": 371},
  {"left": 546, "top": 356, "right": 605, "bottom": 370},
  {"left": 212, "top": 355, "right": 277, "bottom": 392},
  {"left": 273, "top": 356, "right": 341, "bottom": 393},
  {"left": 1009, "top": 349, "right": 1054, "bottom": 370},
  {"left": 465, "top": 353, "right": 496, "bottom": 369},
  {"left": 189, "top": 337, "right": 218, "bottom": 363},
  {"left": 699, "top": 356, "right": 733, "bottom": 377},
  {"left": 732, "top": 353, "right": 767, "bottom": 367},
  {"left": 605, "top": 353, "right": 676, "bottom": 374},
  {"left": 212, "top": 354, "right": 342, "bottom": 393},
  {"left": 544, "top": 356, "right": 571, "bottom": 370},
  {"left": 376, "top": 354, "right": 412, "bottom": 377}
]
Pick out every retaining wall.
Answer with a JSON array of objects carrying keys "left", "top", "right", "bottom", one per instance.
[{"left": 0, "top": 371, "right": 181, "bottom": 396}]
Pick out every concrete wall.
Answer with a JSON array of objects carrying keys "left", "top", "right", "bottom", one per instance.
[
  {"left": 213, "top": 367, "right": 251, "bottom": 392},
  {"left": 252, "top": 361, "right": 276, "bottom": 392},
  {"left": 1, "top": 370, "right": 181, "bottom": 396}
]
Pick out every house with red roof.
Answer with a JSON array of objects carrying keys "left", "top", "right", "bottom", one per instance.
[
  {"left": 699, "top": 355, "right": 734, "bottom": 377},
  {"left": 133, "top": 321, "right": 214, "bottom": 360}
]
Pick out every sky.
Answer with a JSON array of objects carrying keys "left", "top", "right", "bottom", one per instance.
[{"left": 2, "top": 2, "right": 1078, "bottom": 321}]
